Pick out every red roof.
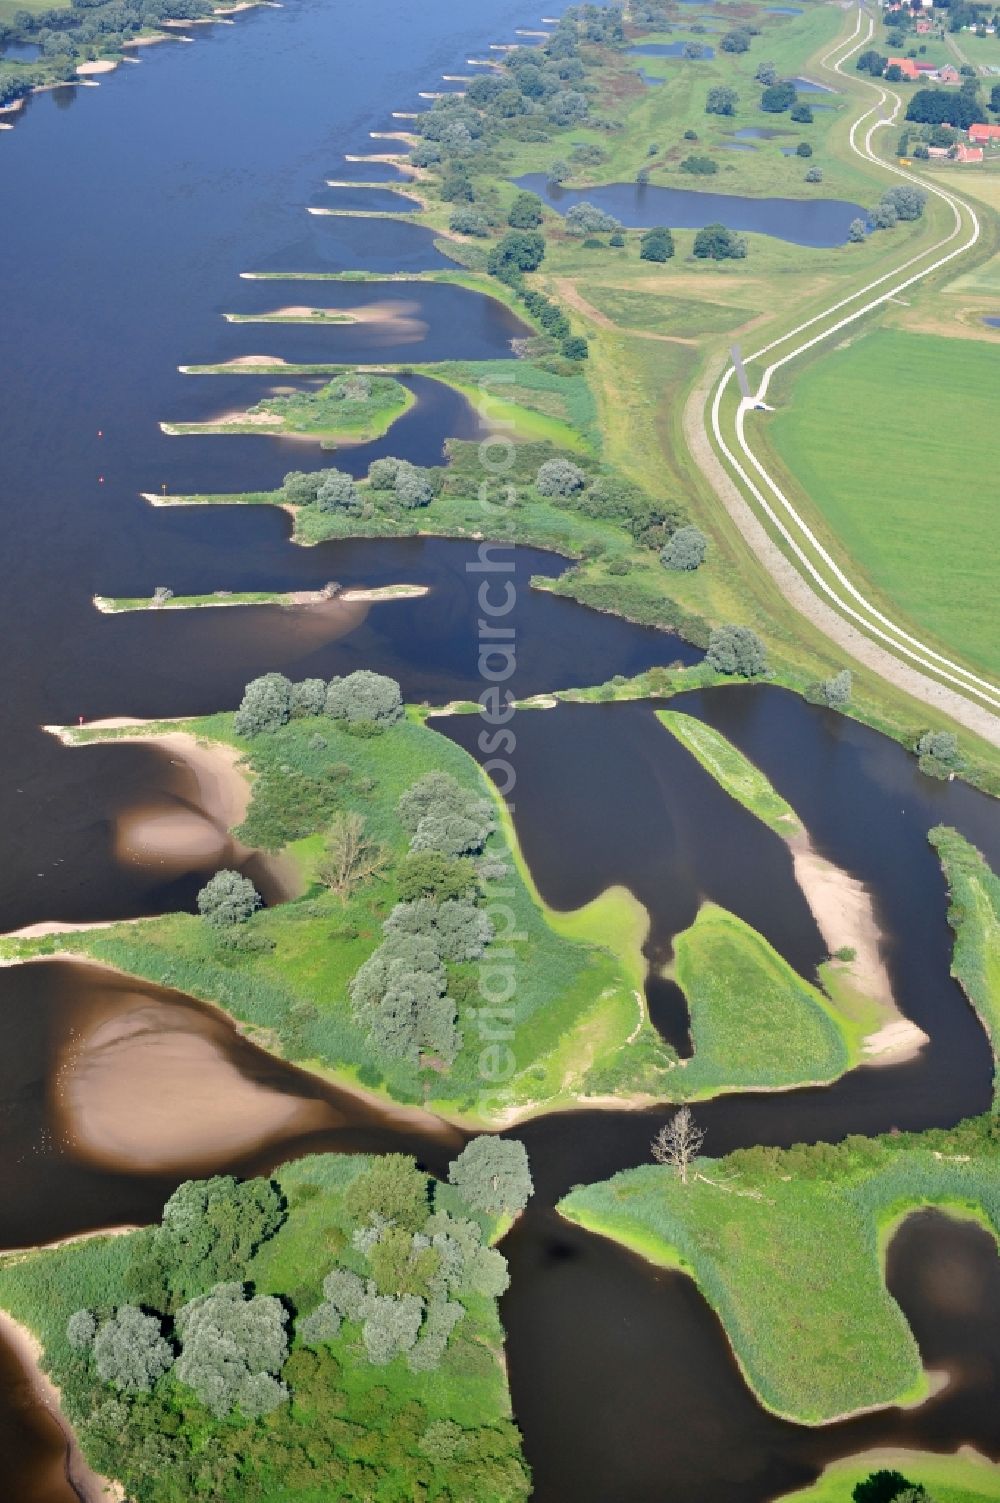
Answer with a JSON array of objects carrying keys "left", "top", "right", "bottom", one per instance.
[
  {"left": 888, "top": 57, "right": 920, "bottom": 79},
  {"left": 969, "top": 123, "right": 1000, "bottom": 142}
]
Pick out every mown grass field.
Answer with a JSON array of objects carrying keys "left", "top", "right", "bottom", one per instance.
[
  {"left": 656, "top": 710, "right": 802, "bottom": 835},
  {"left": 558, "top": 1122, "right": 1000, "bottom": 1423},
  {"left": 2, "top": 710, "right": 668, "bottom": 1124},
  {"left": 931, "top": 825, "right": 1000, "bottom": 1097},
  {"left": 671, "top": 903, "right": 856, "bottom": 1095},
  {"left": 764, "top": 328, "right": 1000, "bottom": 681}
]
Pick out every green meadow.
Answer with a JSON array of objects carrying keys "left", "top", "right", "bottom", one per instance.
[{"left": 765, "top": 329, "right": 1000, "bottom": 681}]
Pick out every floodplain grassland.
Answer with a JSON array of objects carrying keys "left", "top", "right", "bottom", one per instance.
[
  {"left": 761, "top": 328, "right": 1000, "bottom": 682},
  {"left": 670, "top": 903, "right": 857, "bottom": 1096},
  {"left": 557, "top": 1119, "right": 1000, "bottom": 1424}
]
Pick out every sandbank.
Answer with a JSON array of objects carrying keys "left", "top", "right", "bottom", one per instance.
[{"left": 75, "top": 59, "right": 119, "bottom": 75}]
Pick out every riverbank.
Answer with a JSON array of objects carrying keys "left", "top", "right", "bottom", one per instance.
[
  {"left": 0, "top": 1310, "right": 121, "bottom": 1503},
  {"left": 930, "top": 826, "right": 1000, "bottom": 1100},
  {"left": 92, "top": 583, "right": 429, "bottom": 613}
]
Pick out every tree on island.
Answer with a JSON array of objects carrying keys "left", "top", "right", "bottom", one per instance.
[
  {"left": 651, "top": 1107, "right": 705, "bottom": 1185},
  {"left": 197, "top": 870, "right": 261, "bottom": 929},
  {"left": 317, "top": 812, "right": 387, "bottom": 902},
  {"left": 325, "top": 670, "right": 403, "bottom": 726},
  {"left": 234, "top": 671, "right": 293, "bottom": 737},
  {"left": 448, "top": 1136, "right": 534, "bottom": 1218},
  {"left": 316, "top": 468, "right": 360, "bottom": 515}
]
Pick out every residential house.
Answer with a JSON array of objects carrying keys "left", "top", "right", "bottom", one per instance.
[{"left": 969, "top": 122, "right": 1000, "bottom": 145}]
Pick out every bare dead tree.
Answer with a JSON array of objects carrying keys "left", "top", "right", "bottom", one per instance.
[
  {"left": 317, "top": 811, "right": 387, "bottom": 901},
  {"left": 651, "top": 1107, "right": 705, "bottom": 1185}
]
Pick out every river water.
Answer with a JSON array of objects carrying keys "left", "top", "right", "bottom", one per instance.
[{"left": 1, "top": 1, "right": 998, "bottom": 1499}]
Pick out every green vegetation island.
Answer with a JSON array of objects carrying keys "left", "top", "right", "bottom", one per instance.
[{"left": 0, "top": 1143, "right": 535, "bottom": 1501}]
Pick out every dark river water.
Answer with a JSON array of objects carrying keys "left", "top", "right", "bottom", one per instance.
[
  {"left": 516, "top": 174, "right": 867, "bottom": 247},
  {"left": 1, "top": 1, "right": 998, "bottom": 1499}
]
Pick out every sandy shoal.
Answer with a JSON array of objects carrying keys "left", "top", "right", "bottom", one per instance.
[{"left": 75, "top": 59, "right": 118, "bottom": 75}]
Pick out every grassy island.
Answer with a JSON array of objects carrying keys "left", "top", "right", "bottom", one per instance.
[
  {"left": 558, "top": 1117, "right": 1000, "bottom": 1424},
  {"left": 162, "top": 372, "right": 413, "bottom": 446},
  {"left": 930, "top": 826, "right": 1000, "bottom": 1100},
  {"left": 656, "top": 710, "right": 803, "bottom": 836},
  {"left": 0, "top": 1148, "right": 533, "bottom": 1502}
]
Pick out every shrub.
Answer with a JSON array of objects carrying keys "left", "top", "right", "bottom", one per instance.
[
  {"left": 693, "top": 223, "right": 747, "bottom": 260},
  {"left": 449, "top": 207, "right": 490, "bottom": 236},
  {"left": 447, "top": 1136, "right": 534, "bottom": 1217},
  {"left": 562, "top": 334, "right": 589, "bottom": 360},
  {"left": 680, "top": 155, "right": 718, "bottom": 175},
  {"left": 791, "top": 101, "right": 813, "bottom": 123},
  {"left": 394, "top": 464, "right": 434, "bottom": 509},
  {"left": 396, "top": 851, "right": 476, "bottom": 902},
  {"left": 848, "top": 217, "right": 867, "bottom": 243},
  {"left": 796, "top": 141, "right": 813, "bottom": 158},
  {"left": 564, "top": 201, "right": 622, "bottom": 236},
  {"left": 508, "top": 190, "right": 543, "bottom": 228},
  {"left": 706, "top": 624, "right": 768, "bottom": 676},
  {"left": 880, "top": 184, "right": 927, "bottom": 221},
  {"left": 805, "top": 166, "right": 823, "bottom": 183},
  {"left": 547, "top": 157, "right": 570, "bottom": 184},
  {"left": 755, "top": 61, "right": 777, "bottom": 86},
  {"left": 93, "top": 1308, "right": 173, "bottom": 1394},
  {"left": 640, "top": 226, "right": 675, "bottom": 262},
  {"left": 721, "top": 28, "right": 751, "bottom": 52},
  {"left": 660, "top": 526, "right": 707, "bottom": 571},
  {"left": 761, "top": 81, "right": 797, "bottom": 113},
  {"left": 536, "top": 458, "right": 586, "bottom": 496},
  {"left": 609, "top": 229, "right": 625, "bottom": 248},
  {"left": 316, "top": 469, "right": 360, "bottom": 514},
  {"left": 706, "top": 86, "right": 739, "bottom": 116},
  {"left": 234, "top": 672, "right": 293, "bottom": 736},
  {"left": 325, "top": 670, "right": 403, "bottom": 725},
  {"left": 683, "top": 128, "right": 698, "bottom": 141},
  {"left": 197, "top": 870, "right": 261, "bottom": 929},
  {"left": 820, "top": 669, "right": 852, "bottom": 707},
  {"left": 916, "top": 729, "right": 960, "bottom": 777}
]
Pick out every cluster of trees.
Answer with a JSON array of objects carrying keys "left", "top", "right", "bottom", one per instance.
[
  {"left": 869, "top": 184, "right": 927, "bottom": 231},
  {"left": 282, "top": 456, "right": 438, "bottom": 513},
  {"left": 680, "top": 154, "right": 719, "bottom": 175},
  {"left": 693, "top": 222, "right": 748, "bottom": 260},
  {"left": 301, "top": 1146, "right": 531, "bottom": 1375},
  {"left": 906, "top": 86, "right": 982, "bottom": 130},
  {"left": 660, "top": 525, "right": 707, "bottom": 572},
  {"left": 720, "top": 27, "right": 752, "bottom": 53},
  {"left": 233, "top": 669, "right": 403, "bottom": 738},
  {"left": 563, "top": 200, "right": 622, "bottom": 236},
  {"left": 348, "top": 772, "right": 497, "bottom": 1066},
  {"left": 532, "top": 461, "right": 694, "bottom": 557}
]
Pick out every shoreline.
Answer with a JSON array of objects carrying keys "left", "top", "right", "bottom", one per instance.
[
  {"left": 0, "top": 1310, "right": 122, "bottom": 1503},
  {"left": 92, "top": 583, "right": 428, "bottom": 612}
]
